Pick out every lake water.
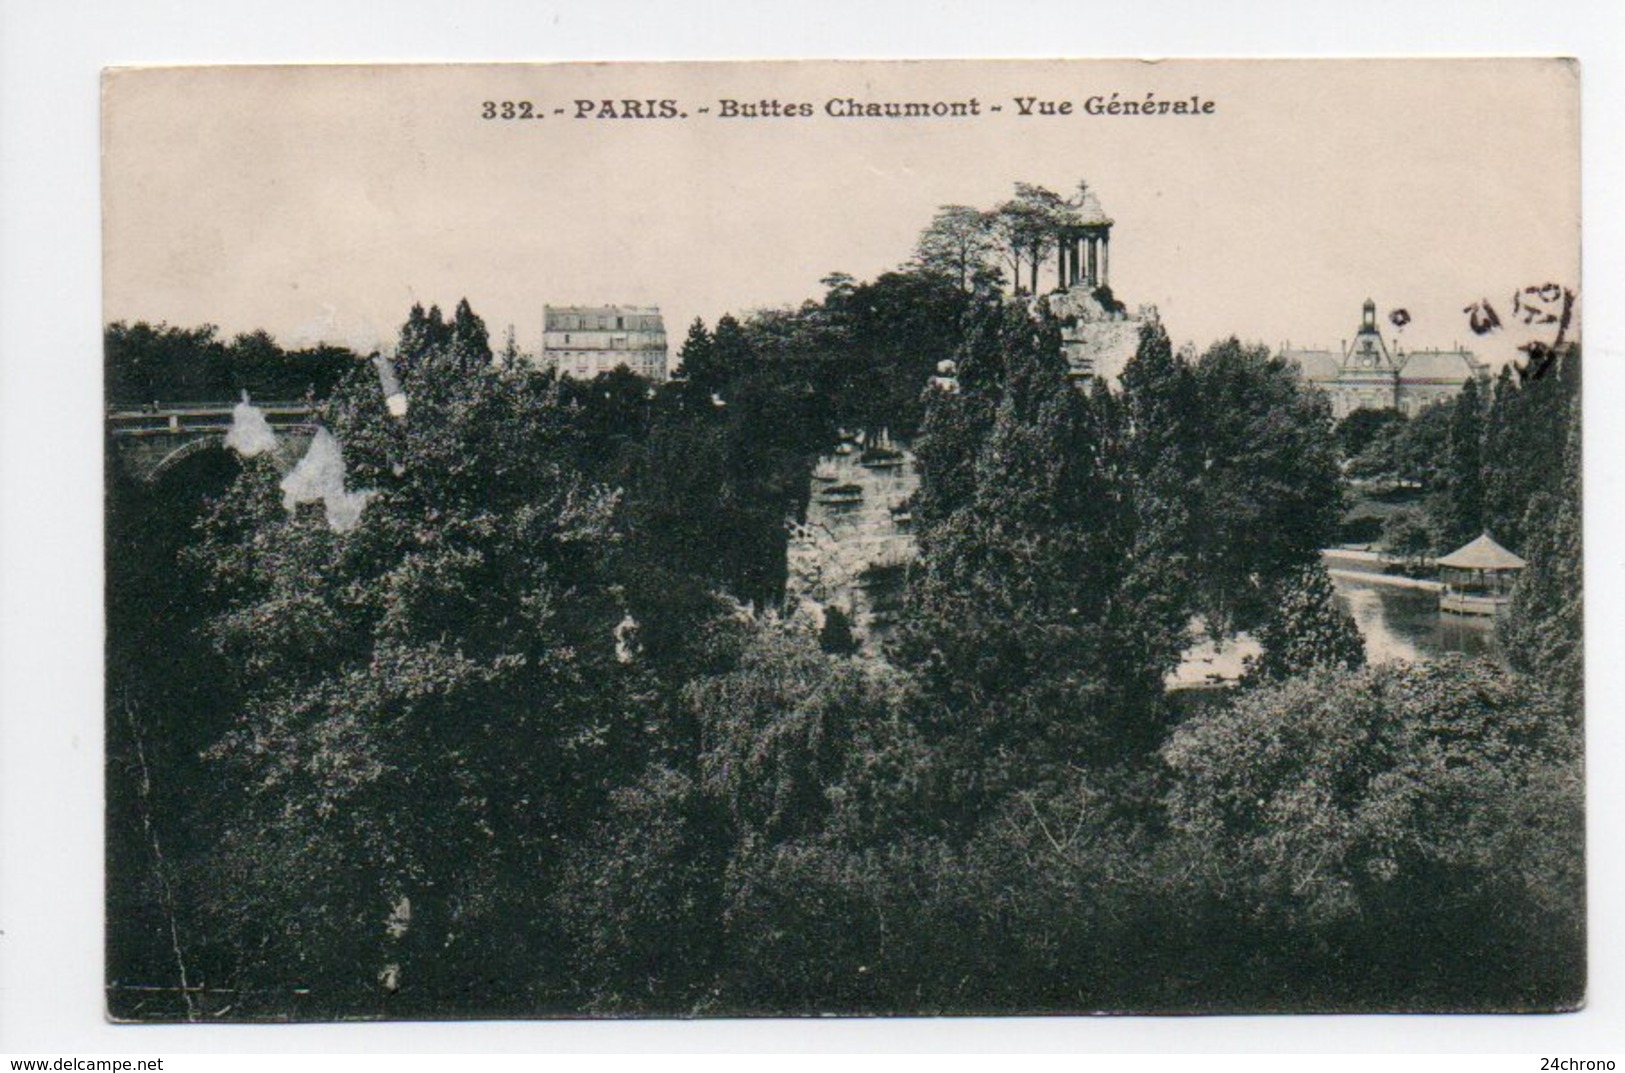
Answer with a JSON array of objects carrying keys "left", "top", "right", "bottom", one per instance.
[
  {"left": 1331, "top": 573, "right": 1500, "bottom": 665},
  {"left": 1166, "top": 566, "right": 1496, "bottom": 692},
  {"left": 1168, "top": 559, "right": 1501, "bottom": 704}
]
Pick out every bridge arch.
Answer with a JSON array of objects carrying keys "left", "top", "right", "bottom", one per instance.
[
  {"left": 107, "top": 402, "right": 317, "bottom": 484},
  {"left": 143, "top": 429, "right": 314, "bottom": 485},
  {"left": 147, "top": 434, "right": 228, "bottom": 483}
]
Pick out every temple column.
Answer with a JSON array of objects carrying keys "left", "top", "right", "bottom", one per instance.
[
  {"left": 1087, "top": 237, "right": 1098, "bottom": 288},
  {"left": 1057, "top": 239, "right": 1067, "bottom": 290},
  {"left": 1101, "top": 234, "right": 1110, "bottom": 289}
]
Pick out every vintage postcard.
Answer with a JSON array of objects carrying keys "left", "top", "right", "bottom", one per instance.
[{"left": 102, "top": 59, "right": 1582, "bottom": 1021}]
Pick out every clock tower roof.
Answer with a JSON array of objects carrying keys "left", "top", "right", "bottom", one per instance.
[{"left": 1343, "top": 298, "right": 1397, "bottom": 372}]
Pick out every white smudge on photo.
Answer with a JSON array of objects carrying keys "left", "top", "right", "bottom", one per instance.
[
  {"left": 280, "top": 427, "right": 375, "bottom": 533},
  {"left": 223, "top": 394, "right": 279, "bottom": 457}
]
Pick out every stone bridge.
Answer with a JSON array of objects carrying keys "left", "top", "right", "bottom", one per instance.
[{"left": 107, "top": 401, "right": 317, "bottom": 483}]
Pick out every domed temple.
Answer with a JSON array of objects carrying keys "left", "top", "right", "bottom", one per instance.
[{"left": 1043, "top": 183, "right": 1151, "bottom": 386}]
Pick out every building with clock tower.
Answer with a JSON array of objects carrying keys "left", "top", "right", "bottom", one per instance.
[{"left": 1284, "top": 299, "right": 1488, "bottom": 419}]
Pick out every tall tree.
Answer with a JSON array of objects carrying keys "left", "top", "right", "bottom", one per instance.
[
  {"left": 499, "top": 324, "right": 520, "bottom": 371},
  {"left": 1346, "top": 401, "right": 1450, "bottom": 489},
  {"left": 708, "top": 314, "right": 754, "bottom": 400},
  {"left": 1380, "top": 505, "right": 1436, "bottom": 569},
  {"left": 904, "top": 295, "right": 1009, "bottom": 528},
  {"left": 449, "top": 298, "right": 492, "bottom": 372},
  {"left": 1436, "top": 376, "right": 1488, "bottom": 547},
  {"left": 816, "top": 268, "right": 972, "bottom": 436},
  {"left": 988, "top": 193, "right": 1052, "bottom": 296},
  {"left": 1011, "top": 182, "right": 1069, "bottom": 295},
  {"left": 897, "top": 302, "right": 1152, "bottom": 814},
  {"left": 675, "top": 317, "right": 717, "bottom": 393},
  {"left": 1188, "top": 339, "right": 1344, "bottom": 634},
  {"left": 1115, "top": 318, "right": 1204, "bottom": 665},
  {"left": 1501, "top": 385, "right": 1582, "bottom": 712},
  {"left": 395, "top": 302, "right": 454, "bottom": 374},
  {"left": 228, "top": 329, "right": 284, "bottom": 397},
  {"left": 1481, "top": 351, "right": 1578, "bottom": 553},
  {"left": 912, "top": 204, "right": 999, "bottom": 293},
  {"left": 1247, "top": 562, "right": 1366, "bottom": 682}
]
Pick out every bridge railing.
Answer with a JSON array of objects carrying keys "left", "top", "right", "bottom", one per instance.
[
  {"left": 107, "top": 401, "right": 318, "bottom": 435},
  {"left": 106, "top": 399, "right": 315, "bottom": 417}
]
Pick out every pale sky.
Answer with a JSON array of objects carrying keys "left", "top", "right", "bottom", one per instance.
[{"left": 103, "top": 59, "right": 1579, "bottom": 369}]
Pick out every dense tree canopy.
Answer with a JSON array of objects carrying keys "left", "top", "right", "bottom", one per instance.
[
  {"left": 1342, "top": 348, "right": 1579, "bottom": 570},
  {"left": 896, "top": 303, "right": 1152, "bottom": 806},
  {"left": 1481, "top": 354, "right": 1580, "bottom": 552},
  {"left": 182, "top": 333, "right": 638, "bottom": 1013},
  {"left": 106, "top": 321, "right": 359, "bottom": 405},
  {"left": 1501, "top": 381, "right": 1582, "bottom": 710},
  {"left": 1164, "top": 657, "right": 1581, "bottom": 1007},
  {"left": 105, "top": 215, "right": 1583, "bottom": 1017},
  {"left": 1334, "top": 407, "right": 1406, "bottom": 461},
  {"left": 1345, "top": 402, "right": 1452, "bottom": 488},
  {"left": 1186, "top": 339, "right": 1345, "bottom": 632}
]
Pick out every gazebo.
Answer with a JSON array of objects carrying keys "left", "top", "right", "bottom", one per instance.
[
  {"left": 1055, "top": 184, "right": 1114, "bottom": 293},
  {"left": 1437, "top": 532, "right": 1527, "bottom": 616}
]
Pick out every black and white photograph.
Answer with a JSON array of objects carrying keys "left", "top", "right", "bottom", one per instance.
[{"left": 95, "top": 58, "right": 1583, "bottom": 1023}]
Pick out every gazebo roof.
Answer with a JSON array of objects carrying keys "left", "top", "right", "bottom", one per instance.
[
  {"left": 1437, "top": 532, "right": 1527, "bottom": 571},
  {"left": 1073, "top": 188, "right": 1113, "bottom": 228}
]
